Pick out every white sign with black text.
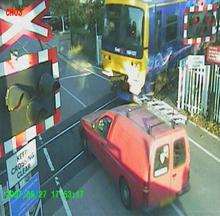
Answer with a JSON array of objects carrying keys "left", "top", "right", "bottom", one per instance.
[
  {"left": 6, "top": 139, "right": 37, "bottom": 188},
  {"left": 187, "top": 55, "right": 205, "bottom": 68}
]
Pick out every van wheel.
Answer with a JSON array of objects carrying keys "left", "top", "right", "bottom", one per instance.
[
  {"left": 120, "top": 179, "right": 131, "bottom": 210},
  {"left": 82, "top": 136, "right": 88, "bottom": 152},
  {"left": 79, "top": 127, "right": 88, "bottom": 151},
  {"left": 80, "top": 133, "right": 94, "bottom": 158}
]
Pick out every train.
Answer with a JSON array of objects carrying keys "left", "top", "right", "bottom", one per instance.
[{"left": 101, "top": 0, "right": 220, "bottom": 101}]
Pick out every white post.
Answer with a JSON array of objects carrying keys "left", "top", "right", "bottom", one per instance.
[
  {"left": 194, "top": 71, "right": 199, "bottom": 114},
  {"left": 217, "top": 73, "right": 220, "bottom": 123},
  {"left": 95, "top": 22, "right": 99, "bottom": 66},
  {"left": 198, "top": 71, "right": 202, "bottom": 113},
  {"left": 177, "top": 61, "right": 182, "bottom": 109},
  {"left": 188, "top": 69, "right": 192, "bottom": 114},
  {"left": 185, "top": 63, "right": 189, "bottom": 111},
  {"left": 95, "top": 22, "right": 102, "bottom": 66},
  {"left": 61, "top": 16, "right": 65, "bottom": 33},
  {"left": 203, "top": 65, "right": 210, "bottom": 116},
  {"left": 214, "top": 67, "right": 220, "bottom": 122},
  {"left": 192, "top": 70, "right": 196, "bottom": 115}
]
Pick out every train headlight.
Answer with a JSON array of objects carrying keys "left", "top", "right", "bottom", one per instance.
[
  {"left": 103, "top": 54, "right": 111, "bottom": 60},
  {"left": 135, "top": 62, "right": 141, "bottom": 71}
]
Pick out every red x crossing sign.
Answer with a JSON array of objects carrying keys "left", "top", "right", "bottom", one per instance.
[{"left": 0, "top": 0, "right": 52, "bottom": 51}]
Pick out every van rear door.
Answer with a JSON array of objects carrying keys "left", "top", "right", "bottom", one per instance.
[{"left": 148, "top": 142, "right": 172, "bottom": 207}]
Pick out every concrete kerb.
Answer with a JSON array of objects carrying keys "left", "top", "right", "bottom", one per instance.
[{"left": 188, "top": 120, "right": 220, "bottom": 142}]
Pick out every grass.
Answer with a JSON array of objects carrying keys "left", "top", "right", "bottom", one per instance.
[
  {"left": 188, "top": 114, "right": 220, "bottom": 137},
  {"left": 68, "top": 43, "right": 83, "bottom": 56}
]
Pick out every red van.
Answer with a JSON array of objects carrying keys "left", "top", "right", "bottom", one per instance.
[{"left": 80, "top": 103, "right": 190, "bottom": 210}]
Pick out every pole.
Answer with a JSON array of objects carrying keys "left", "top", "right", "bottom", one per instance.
[
  {"left": 95, "top": 22, "right": 99, "bottom": 66},
  {"left": 61, "top": 16, "right": 65, "bottom": 33}
]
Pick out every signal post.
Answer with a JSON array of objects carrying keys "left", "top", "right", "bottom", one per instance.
[{"left": 0, "top": 0, "right": 61, "bottom": 215}]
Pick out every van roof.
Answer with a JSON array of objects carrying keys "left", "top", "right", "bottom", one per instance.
[
  {"left": 139, "top": 0, "right": 186, "bottom": 4},
  {"left": 111, "top": 104, "right": 182, "bottom": 138},
  {"left": 106, "top": 0, "right": 186, "bottom": 7}
]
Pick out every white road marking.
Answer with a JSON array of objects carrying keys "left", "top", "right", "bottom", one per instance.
[
  {"left": 43, "top": 147, "right": 55, "bottom": 171},
  {"left": 58, "top": 53, "right": 109, "bottom": 82},
  {"left": 84, "top": 67, "right": 109, "bottom": 81},
  {"left": 189, "top": 137, "right": 220, "bottom": 163},
  {"left": 55, "top": 176, "right": 72, "bottom": 216},
  {"left": 39, "top": 97, "right": 118, "bottom": 151},
  {"left": 42, "top": 150, "right": 85, "bottom": 187},
  {"left": 39, "top": 121, "right": 80, "bottom": 150},
  {"left": 171, "top": 204, "right": 185, "bottom": 216},
  {"left": 43, "top": 143, "right": 72, "bottom": 215},
  {"left": 60, "top": 73, "right": 91, "bottom": 81},
  {"left": 61, "top": 86, "right": 87, "bottom": 108}
]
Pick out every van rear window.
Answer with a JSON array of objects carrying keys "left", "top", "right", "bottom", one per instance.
[
  {"left": 154, "top": 144, "right": 169, "bottom": 177},
  {"left": 174, "top": 139, "right": 186, "bottom": 168}
]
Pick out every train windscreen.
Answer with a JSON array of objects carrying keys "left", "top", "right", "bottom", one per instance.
[{"left": 102, "top": 4, "right": 144, "bottom": 59}]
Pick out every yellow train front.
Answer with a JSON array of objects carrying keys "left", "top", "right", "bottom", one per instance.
[{"left": 101, "top": 0, "right": 219, "bottom": 101}]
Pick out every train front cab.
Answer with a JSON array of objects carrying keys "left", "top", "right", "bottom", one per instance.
[
  {"left": 101, "top": 0, "right": 188, "bottom": 99},
  {"left": 101, "top": 0, "right": 149, "bottom": 98}
]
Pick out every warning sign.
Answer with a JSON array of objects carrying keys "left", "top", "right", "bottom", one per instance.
[
  {"left": 206, "top": 46, "right": 220, "bottom": 65},
  {"left": 187, "top": 55, "right": 205, "bottom": 68},
  {"left": 0, "top": 0, "right": 52, "bottom": 51},
  {"left": 6, "top": 140, "right": 37, "bottom": 188}
]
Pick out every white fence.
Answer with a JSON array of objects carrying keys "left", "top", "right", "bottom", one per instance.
[
  {"left": 178, "top": 55, "right": 220, "bottom": 123},
  {"left": 209, "top": 65, "right": 220, "bottom": 123}
]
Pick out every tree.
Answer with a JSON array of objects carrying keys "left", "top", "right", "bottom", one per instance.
[{"left": 50, "top": 0, "right": 72, "bottom": 16}]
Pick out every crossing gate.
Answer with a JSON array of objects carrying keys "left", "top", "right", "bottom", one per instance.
[{"left": 177, "top": 55, "right": 220, "bottom": 123}]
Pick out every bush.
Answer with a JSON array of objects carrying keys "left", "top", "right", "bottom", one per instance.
[{"left": 68, "top": 0, "right": 104, "bottom": 32}]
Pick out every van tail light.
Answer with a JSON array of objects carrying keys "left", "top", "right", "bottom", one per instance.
[
  {"left": 143, "top": 182, "right": 149, "bottom": 206},
  {"left": 143, "top": 185, "right": 150, "bottom": 194}
]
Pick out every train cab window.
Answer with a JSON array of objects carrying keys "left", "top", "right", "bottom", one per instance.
[
  {"left": 174, "top": 139, "right": 186, "bottom": 168},
  {"left": 96, "top": 117, "right": 112, "bottom": 138},
  {"left": 154, "top": 144, "right": 169, "bottom": 177},
  {"left": 166, "top": 15, "right": 178, "bottom": 42}
]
